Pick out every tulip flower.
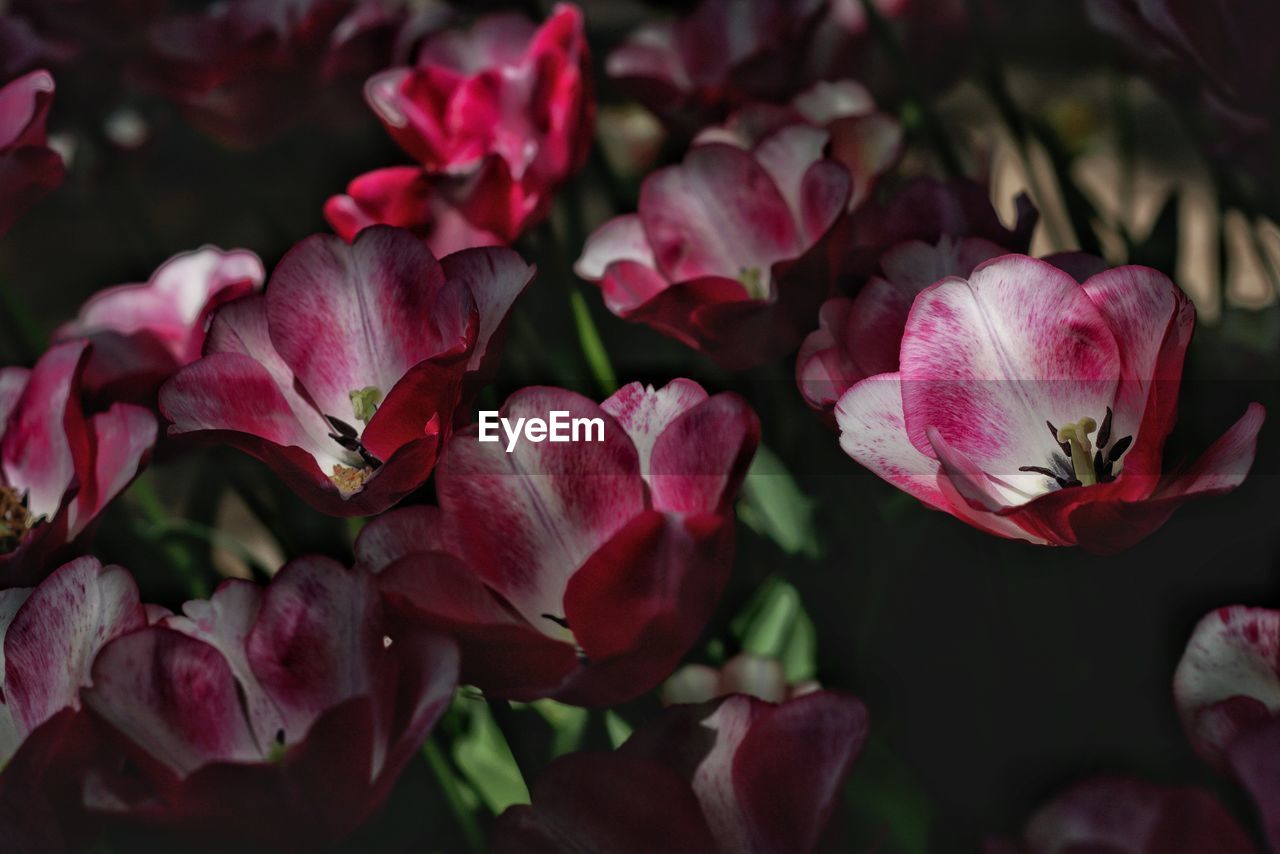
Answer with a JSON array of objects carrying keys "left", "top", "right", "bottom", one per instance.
[
  {"left": 575, "top": 127, "right": 851, "bottom": 369},
  {"left": 139, "top": 0, "right": 403, "bottom": 147},
  {"left": 357, "top": 379, "right": 760, "bottom": 706},
  {"left": 985, "top": 777, "right": 1259, "bottom": 854},
  {"left": 159, "top": 227, "right": 533, "bottom": 517},
  {"left": 1, "top": 340, "right": 157, "bottom": 586},
  {"left": 1174, "top": 605, "right": 1280, "bottom": 850},
  {"left": 80, "top": 556, "right": 459, "bottom": 848},
  {"left": 54, "top": 247, "right": 265, "bottom": 403},
  {"left": 835, "top": 255, "right": 1265, "bottom": 552},
  {"left": 344, "top": 4, "right": 592, "bottom": 249},
  {"left": 606, "top": 0, "right": 825, "bottom": 135},
  {"left": 0, "top": 69, "right": 64, "bottom": 236},
  {"left": 493, "top": 691, "right": 869, "bottom": 852},
  {"left": 0, "top": 556, "right": 148, "bottom": 852}
]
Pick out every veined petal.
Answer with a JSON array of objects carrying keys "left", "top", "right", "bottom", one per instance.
[
  {"left": 439, "top": 246, "right": 535, "bottom": 375},
  {"left": 67, "top": 404, "right": 156, "bottom": 538},
  {"left": 575, "top": 214, "right": 657, "bottom": 282},
  {"left": 601, "top": 379, "right": 709, "bottom": 475}
]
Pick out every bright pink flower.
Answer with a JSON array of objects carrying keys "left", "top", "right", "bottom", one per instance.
[
  {"left": 54, "top": 247, "right": 265, "bottom": 403},
  {"left": 835, "top": 255, "right": 1265, "bottom": 553},
  {"left": 1, "top": 341, "right": 156, "bottom": 586},
  {"left": 0, "top": 69, "right": 64, "bottom": 236},
  {"left": 351, "top": 3, "right": 592, "bottom": 245},
  {"left": 324, "top": 161, "right": 516, "bottom": 257},
  {"left": 80, "top": 556, "right": 458, "bottom": 848},
  {"left": 139, "top": 0, "right": 403, "bottom": 147},
  {"left": 985, "top": 777, "right": 1259, "bottom": 854},
  {"left": 695, "top": 79, "right": 903, "bottom": 211},
  {"left": 159, "top": 227, "right": 533, "bottom": 517},
  {"left": 357, "top": 380, "right": 760, "bottom": 707},
  {"left": 493, "top": 691, "right": 869, "bottom": 852},
  {"left": 576, "top": 128, "right": 851, "bottom": 369},
  {"left": 0, "top": 557, "right": 147, "bottom": 852}
]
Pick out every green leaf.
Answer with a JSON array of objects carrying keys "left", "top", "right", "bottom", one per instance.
[
  {"left": 731, "top": 576, "right": 818, "bottom": 682},
  {"left": 737, "top": 445, "right": 822, "bottom": 559},
  {"left": 845, "top": 734, "right": 933, "bottom": 854},
  {"left": 451, "top": 703, "right": 530, "bottom": 814},
  {"left": 530, "top": 699, "right": 590, "bottom": 757},
  {"left": 604, "top": 711, "right": 633, "bottom": 749}
]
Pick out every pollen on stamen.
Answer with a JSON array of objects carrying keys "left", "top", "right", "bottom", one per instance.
[
  {"left": 329, "top": 464, "right": 374, "bottom": 495},
  {"left": 0, "top": 486, "right": 31, "bottom": 555}
]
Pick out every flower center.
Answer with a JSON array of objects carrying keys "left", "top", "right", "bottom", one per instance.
[
  {"left": 1019, "top": 406, "right": 1133, "bottom": 490},
  {"left": 737, "top": 266, "right": 767, "bottom": 300},
  {"left": 349, "top": 386, "right": 383, "bottom": 424},
  {"left": 329, "top": 464, "right": 374, "bottom": 496},
  {"left": 0, "top": 486, "right": 31, "bottom": 555}
]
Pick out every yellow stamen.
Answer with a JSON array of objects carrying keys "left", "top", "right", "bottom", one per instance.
[
  {"left": 0, "top": 486, "right": 30, "bottom": 554},
  {"left": 1057, "top": 417, "right": 1098, "bottom": 486},
  {"left": 330, "top": 464, "right": 373, "bottom": 495}
]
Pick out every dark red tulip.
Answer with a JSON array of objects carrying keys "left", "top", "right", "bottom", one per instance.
[
  {"left": 0, "top": 69, "right": 64, "bottom": 236},
  {"left": 493, "top": 691, "right": 870, "bottom": 853},
  {"left": 80, "top": 556, "right": 459, "bottom": 849}
]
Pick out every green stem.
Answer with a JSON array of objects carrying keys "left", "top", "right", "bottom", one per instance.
[
  {"left": 130, "top": 475, "right": 209, "bottom": 599},
  {"left": 569, "top": 289, "right": 618, "bottom": 397},
  {"left": 422, "top": 738, "right": 485, "bottom": 854}
]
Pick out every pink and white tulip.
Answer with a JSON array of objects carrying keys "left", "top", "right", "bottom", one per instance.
[
  {"left": 835, "top": 255, "right": 1264, "bottom": 552},
  {"left": 55, "top": 247, "right": 265, "bottom": 403},
  {"left": 159, "top": 227, "right": 533, "bottom": 516},
  {"left": 576, "top": 126, "right": 850, "bottom": 369},
  {"left": 80, "top": 556, "right": 459, "bottom": 848},
  {"left": 358, "top": 379, "right": 759, "bottom": 707},
  {"left": 0, "top": 557, "right": 147, "bottom": 852},
  {"left": 1, "top": 341, "right": 156, "bottom": 586}
]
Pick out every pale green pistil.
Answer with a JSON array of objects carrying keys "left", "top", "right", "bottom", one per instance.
[
  {"left": 349, "top": 386, "right": 383, "bottom": 424},
  {"left": 737, "top": 266, "right": 765, "bottom": 299},
  {"left": 1056, "top": 417, "right": 1099, "bottom": 486}
]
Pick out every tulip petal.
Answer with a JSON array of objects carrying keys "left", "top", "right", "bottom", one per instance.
[
  {"left": 437, "top": 387, "right": 646, "bottom": 630},
  {"left": 639, "top": 142, "right": 801, "bottom": 284},
  {"left": 575, "top": 215, "right": 657, "bottom": 282},
  {"left": 899, "top": 255, "right": 1121, "bottom": 482},
  {"left": 266, "top": 228, "right": 476, "bottom": 425},
  {"left": 439, "top": 246, "right": 535, "bottom": 375},
  {"left": 67, "top": 404, "right": 156, "bottom": 537},
  {"left": 1, "top": 340, "right": 90, "bottom": 522},
  {"left": 1174, "top": 605, "right": 1280, "bottom": 769},
  {"left": 647, "top": 393, "right": 759, "bottom": 514},
  {"left": 1227, "top": 719, "right": 1280, "bottom": 854},
  {"left": 600, "top": 379, "right": 709, "bottom": 476},
  {"left": 85, "top": 627, "right": 263, "bottom": 775}
]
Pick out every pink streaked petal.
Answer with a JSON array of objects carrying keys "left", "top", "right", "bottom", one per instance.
[
  {"left": 67, "top": 404, "right": 156, "bottom": 537},
  {"left": 575, "top": 215, "right": 657, "bottom": 282},
  {"left": 1153, "top": 403, "right": 1265, "bottom": 500},
  {"left": 3, "top": 557, "right": 145, "bottom": 737},
  {"left": 796, "top": 298, "right": 860, "bottom": 411},
  {"left": 0, "top": 70, "right": 54, "bottom": 150},
  {"left": 201, "top": 295, "right": 338, "bottom": 457},
  {"left": 439, "top": 246, "right": 535, "bottom": 375},
  {"left": 2, "top": 340, "right": 90, "bottom": 521},
  {"left": 1174, "top": 605, "right": 1280, "bottom": 769},
  {"left": 84, "top": 627, "right": 263, "bottom": 775},
  {"left": 928, "top": 427, "right": 1049, "bottom": 542},
  {"left": 647, "top": 393, "right": 760, "bottom": 515},
  {"left": 600, "top": 379, "right": 709, "bottom": 474},
  {"left": 639, "top": 143, "right": 801, "bottom": 283},
  {"left": 159, "top": 352, "right": 347, "bottom": 472},
  {"left": 163, "top": 580, "right": 285, "bottom": 757},
  {"left": 437, "top": 387, "right": 645, "bottom": 630},
  {"left": 265, "top": 228, "right": 476, "bottom": 424},
  {"left": 834, "top": 374, "right": 947, "bottom": 509},
  {"left": 899, "top": 255, "right": 1121, "bottom": 479},
  {"left": 598, "top": 259, "right": 677, "bottom": 317},
  {"left": 245, "top": 557, "right": 383, "bottom": 749},
  {"left": 827, "top": 112, "right": 903, "bottom": 209},
  {"left": 1080, "top": 265, "right": 1192, "bottom": 448}
]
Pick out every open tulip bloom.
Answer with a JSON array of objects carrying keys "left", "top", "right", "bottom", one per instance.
[
  {"left": 835, "top": 255, "right": 1264, "bottom": 553},
  {"left": 356, "top": 379, "right": 760, "bottom": 707},
  {"left": 159, "top": 226, "right": 534, "bottom": 516},
  {"left": 1, "top": 340, "right": 157, "bottom": 586}
]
